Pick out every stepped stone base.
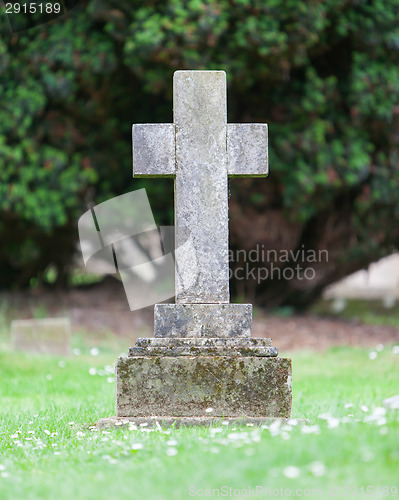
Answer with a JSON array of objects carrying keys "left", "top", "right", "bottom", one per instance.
[
  {"left": 129, "top": 337, "right": 277, "bottom": 357},
  {"left": 116, "top": 355, "right": 292, "bottom": 418}
]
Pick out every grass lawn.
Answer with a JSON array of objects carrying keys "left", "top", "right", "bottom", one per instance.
[{"left": 0, "top": 344, "right": 398, "bottom": 500}]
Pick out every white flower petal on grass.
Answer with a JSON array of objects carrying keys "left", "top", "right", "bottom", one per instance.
[
  {"left": 309, "top": 461, "right": 326, "bottom": 477},
  {"left": 268, "top": 420, "right": 282, "bottom": 437},
  {"left": 376, "top": 344, "right": 384, "bottom": 352},
  {"left": 368, "top": 351, "right": 377, "bottom": 360},
  {"left": 72, "top": 348, "right": 81, "bottom": 356},
  {"left": 373, "top": 407, "right": 386, "bottom": 417},
  {"left": 90, "top": 347, "right": 99, "bottom": 356},
  {"left": 327, "top": 418, "right": 340, "bottom": 429},
  {"left": 344, "top": 403, "right": 353, "bottom": 409},
  {"left": 10, "top": 434, "right": 18, "bottom": 439},
  {"left": 131, "top": 443, "right": 143, "bottom": 450},
  {"left": 0, "top": 465, "right": 6, "bottom": 471},
  {"left": 251, "top": 432, "right": 261, "bottom": 443},
  {"left": 301, "top": 425, "right": 320, "bottom": 435},
  {"left": 44, "top": 430, "right": 51, "bottom": 435},
  {"left": 205, "top": 408, "right": 213, "bottom": 413},
  {"left": 361, "top": 405, "right": 370, "bottom": 413},
  {"left": 89, "top": 367, "right": 97, "bottom": 376},
  {"left": 58, "top": 361, "right": 66, "bottom": 368},
  {"left": 209, "top": 428, "right": 222, "bottom": 438},
  {"left": 68, "top": 422, "right": 75, "bottom": 426},
  {"left": 106, "top": 377, "right": 114, "bottom": 384},
  {"left": 166, "top": 447, "right": 178, "bottom": 456},
  {"left": 362, "top": 451, "right": 374, "bottom": 462},
  {"left": 392, "top": 345, "right": 399, "bottom": 354},
  {"left": 46, "top": 374, "right": 53, "bottom": 381},
  {"left": 76, "top": 431, "right": 85, "bottom": 438},
  {"left": 283, "top": 466, "right": 300, "bottom": 479}
]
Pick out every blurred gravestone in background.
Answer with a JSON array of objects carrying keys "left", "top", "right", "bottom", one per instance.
[
  {"left": 325, "top": 253, "right": 399, "bottom": 302},
  {"left": 11, "top": 318, "right": 71, "bottom": 356}
]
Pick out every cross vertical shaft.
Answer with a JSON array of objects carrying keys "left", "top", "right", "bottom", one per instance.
[{"left": 174, "top": 71, "right": 229, "bottom": 303}]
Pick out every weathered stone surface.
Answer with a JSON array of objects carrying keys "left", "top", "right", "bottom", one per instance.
[
  {"left": 11, "top": 318, "right": 71, "bottom": 356},
  {"left": 97, "top": 416, "right": 303, "bottom": 429},
  {"left": 174, "top": 70, "right": 229, "bottom": 303},
  {"left": 116, "top": 356, "right": 292, "bottom": 418},
  {"left": 154, "top": 303, "right": 252, "bottom": 338},
  {"left": 129, "top": 345, "right": 278, "bottom": 357},
  {"left": 130, "top": 337, "right": 276, "bottom": 357},
  {"left": 227, "top": 123, "right": 268, "bottom": 177},
  {"left": 132, "top": 124, "right": 175, "bottom": 177},
  {"left": 135, "top": 337, "right": 273, "bottom": 348}
]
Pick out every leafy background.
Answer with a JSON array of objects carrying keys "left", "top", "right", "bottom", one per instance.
[{"left": 0, "top": 0, "right": 398, "bottom": 308}]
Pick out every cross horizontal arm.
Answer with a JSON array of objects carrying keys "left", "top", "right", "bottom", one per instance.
[
  {"left": 227, "top": 123, "right": 268, "bottom": 177},
  {"left": 133, "top": 124, "right": 176, "bottom": 177}
]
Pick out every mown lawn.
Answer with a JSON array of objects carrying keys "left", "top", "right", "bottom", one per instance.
[{"left": 0, "top": 345, "right": 398, "bottom": 500}]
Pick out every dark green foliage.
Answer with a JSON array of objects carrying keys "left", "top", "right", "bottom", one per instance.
[{"left": 0, "top": 0, "right": 398, "bottom": 306}]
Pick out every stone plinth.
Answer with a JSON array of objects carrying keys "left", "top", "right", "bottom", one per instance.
[
  {"left": 154, "top": 303, "right": 252, "bottom": 338},
  {"left": 116, "top": 355, "right": 292, "bottom": 419}
]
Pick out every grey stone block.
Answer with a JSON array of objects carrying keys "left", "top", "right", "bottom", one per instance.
[
  {"left": 135, "top": 337, "right": 272, "bottom": 348},
  {"left": 227, "top": 123, "right": 268, "bottom": 177},
  {"left": 116, "top": 355, "right": 292, "bottom": 418},
  {"left": 129, "top": 345, "right": 278, "bottom": 357},
  {"left": 130, "top": 337, "right": 276, "bottom": 357},
  {"left": 132, "top": 124, "right": 175, "bottom": 177},
  {"left": 11, "top": 318, "right": 71, "bottom": 356},
  {"left": 154, "top": 303, "right": 252, "bottom": 338}
]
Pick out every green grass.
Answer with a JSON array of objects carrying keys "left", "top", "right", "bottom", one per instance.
[{"left": 0, "top": 346, "right": 398, "bottom": 500}]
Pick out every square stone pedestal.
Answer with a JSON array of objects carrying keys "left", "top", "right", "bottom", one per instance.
[{"left": 115, "top": 355, "right": 292, "bottom": 420}]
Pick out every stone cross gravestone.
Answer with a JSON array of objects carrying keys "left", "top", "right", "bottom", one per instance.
[{"left": 101, "top": 71, "right": 292, "bottom": 427}]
